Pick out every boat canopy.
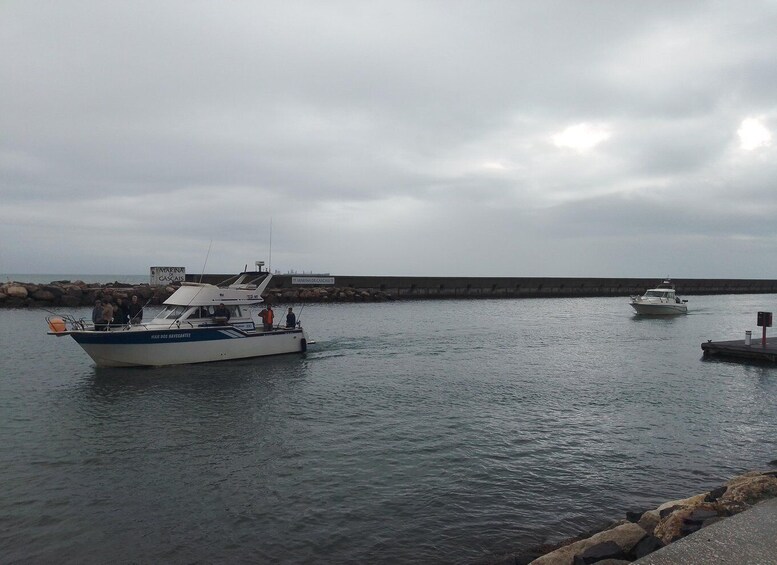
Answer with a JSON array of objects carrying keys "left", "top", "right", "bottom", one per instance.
[{"left": 163, "top": 272, "right": 273, "bottom": 307}]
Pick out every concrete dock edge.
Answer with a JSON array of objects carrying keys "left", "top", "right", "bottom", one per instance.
[{"left": 633, "top": 497, "right": 777, "bottom": 564}]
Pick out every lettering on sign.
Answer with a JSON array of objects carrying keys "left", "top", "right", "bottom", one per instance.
[
  {"left": 292, "top": 276, "right": 335, "bottom": 285},
  {"left": 150, "top": 266, "right": 186, "bottom": 286}
]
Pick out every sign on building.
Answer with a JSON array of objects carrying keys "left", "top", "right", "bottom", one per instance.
[
  {"left": 150, "top": 266, "right": 186, "bottom": 286},
  {"left": 292, "top": 276, "right": 335, "bottom": 285}
]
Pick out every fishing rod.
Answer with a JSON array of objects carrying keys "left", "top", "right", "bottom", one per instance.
[
  {"left": 294, "top": 302, "right": 306, "bottom": 326},
  {"left": 128, "top": 296, "right": 154, "bottom": 326},
  {"left": 198, "top": 240, "right": 213, "bottom": 284}
]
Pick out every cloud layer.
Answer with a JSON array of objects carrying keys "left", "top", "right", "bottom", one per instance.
[{"left": 2, "top": 1, "right": 777, "bottom": 277}]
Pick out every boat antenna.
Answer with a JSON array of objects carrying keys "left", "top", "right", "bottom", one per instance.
[
  {"left": 199, "top": 240, "right": 213, "bottom": 284},
  {"left": 268, "top": 217, "right": 273, "bottom": 274}
]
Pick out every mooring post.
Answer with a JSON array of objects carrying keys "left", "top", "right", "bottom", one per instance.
[{"left": 757, "top": 311, "right": 772, "bottom": 348}]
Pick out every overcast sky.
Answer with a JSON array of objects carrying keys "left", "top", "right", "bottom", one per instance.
[{"left": 2, "top": 1, "right": 777, "bottom": 277}]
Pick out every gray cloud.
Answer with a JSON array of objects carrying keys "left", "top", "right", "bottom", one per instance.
[{"left": 2, "top": 1, "right": 777, "bottom": 277}]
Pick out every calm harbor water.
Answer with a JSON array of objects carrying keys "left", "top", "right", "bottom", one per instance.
[{"left": 1, "top": 294, "right": 777, "bottom": 563}]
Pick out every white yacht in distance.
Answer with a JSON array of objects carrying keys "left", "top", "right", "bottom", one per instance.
[
  {"left": 629, "top": 280, "right": 688, "bottom": 315},
  {"left": 46, "top": 266, "right": 308, "bottom": 367}
]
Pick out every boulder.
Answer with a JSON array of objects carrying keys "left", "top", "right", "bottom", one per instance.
[
  {"left": 133, "top": 287, "right": 153, "bottom": 300},
  {"left": 625, "top": 509, "right": 645, "bottom": 523},
  {"left": 653, "top": 502, "right": 721, "bottom": 544},
  {"left": 31, "top": 289, "right": 56, "bottom": 302},
  {"left": 637, "top": 510, "right": 660, "bottom": 534},
  {"left": 60, "top": 295, "right": 81, "bottom": 307},
  {"left": 717, "top": 471, "right": 777, "bottom": 513},
  {"left": 703, "top": 485, "right": 727, "bottom": 502},
  {"left": 656, "top": 492, "right": 707, "bottom": 514},
  {"left": 63, "top": 285, "right": 84, "bottom": 302},
  {"left": 628, "top": 534, "right": 663, "bottom": 560},
  {"left": 529, "top": 522, "right": 646, "bottom": 565},
  {"left": 659, "top": 505, "right": 682, "bottom": 519},
  {"left": 572, "top": 540, "right": 624, "bottom": 564},
  {"left": 5, "top": 285, "right": 28, "bottom": 299},
  {"left": 40, "top": 285, "right": 64, "bottom": 297}
]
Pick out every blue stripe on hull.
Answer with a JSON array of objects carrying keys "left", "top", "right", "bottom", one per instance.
[{"left": 71, "top": 327, "right": 302, "bottom": 345}]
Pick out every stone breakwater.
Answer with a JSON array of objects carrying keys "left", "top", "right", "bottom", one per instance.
[
  {"left": 480, "top": 467, "right": 777, "bottom": 565},
  {"left": 5, "top": 275, "right": 777, "bottom": 308},
  {"left": 0, "top": 280, "right": 394, "bottom": 309}
]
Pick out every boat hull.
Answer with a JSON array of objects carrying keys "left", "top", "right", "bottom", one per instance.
[
  {"left": 630, "top": 302, "right": 687, "bottom": 315},
  {"left": 68, "top": 326, "right": 307, "bottom": 367}
]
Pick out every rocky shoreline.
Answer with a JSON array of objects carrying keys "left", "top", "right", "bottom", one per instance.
[
  {"left": 481, "top": 466, "right": 777, "bottom": 565},
  {"left": 0, "top": 280, "right": 394, "bottom": 309}
]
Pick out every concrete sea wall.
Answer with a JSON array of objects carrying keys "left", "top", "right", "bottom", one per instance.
[
  {"left": 3, "top": 276, "right": 777, "bottom": 309},
  {"left": 199, "top": 275, "right": 777, "bottom": 300}
]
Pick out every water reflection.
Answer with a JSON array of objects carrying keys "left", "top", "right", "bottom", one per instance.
[{"left": 82, "top": 354, "right": 310, "bottom": 401}]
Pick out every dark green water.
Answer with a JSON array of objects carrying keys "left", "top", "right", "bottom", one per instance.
[{"left": 1, "top": 296, "right": 776, "bottom": 563}]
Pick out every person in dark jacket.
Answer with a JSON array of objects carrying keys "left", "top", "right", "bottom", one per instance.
[
  {"left": 213, "top": 303, "right": 231, "bottom": 322},
  {"left": 286, "top": 307, "right": 296, "bottom": 328},
  {"left": 128, "top": 295, "right": 143, "bottom": 324},
  {"left": 114, "top": 297, "right": 130, "bottom": 326},
  {"left": 92, "top": 299, "right": 107, "bottom": 331}
]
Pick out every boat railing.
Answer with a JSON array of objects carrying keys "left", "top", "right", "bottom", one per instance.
[{"left": 46, "top": 314, "right": 88, "bottom": 333}]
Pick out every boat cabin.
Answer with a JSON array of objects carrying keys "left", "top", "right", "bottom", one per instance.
[
  {"left": 154, "top": 304, "right": 246, "bottom": 322},
  {"left": 643, "top": 289, "right": 676, "bottom": 299}
]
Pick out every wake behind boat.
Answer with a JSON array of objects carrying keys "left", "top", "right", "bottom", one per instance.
[
  {"left": 630, "top": 279, "right": 688, "bottom": 315},
  {"left": 46, "top": 266, "right": 308, "bottom": 367}
]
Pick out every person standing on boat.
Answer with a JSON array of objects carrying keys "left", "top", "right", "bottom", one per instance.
[
  {"left": 92, "top": 299, "right": 107, "bottom": 331},
  {"left": 128, "top": 294, "right": 143, "bottom": 324},
  {"left": 214, "top": 303, "right": 231, "bottom": 322},
  {"left": 102, "top": 300, "right": 115, "bottom": 329},
  {"left": 114, "top": 297, "right": 129, "bottom": 326},
  {"left": 286, "top": 307, "right": 296, "bottom": 328},
  {"left": 259, "top": 304, "right": 274, "bottom": 331}
]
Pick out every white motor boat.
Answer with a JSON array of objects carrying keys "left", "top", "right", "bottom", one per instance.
[
  {"left": 47, "top": 268, "right": 308, "bottom": 367},
  {"left": 629, "top": 280, "right": 688, "bottom": 315}
]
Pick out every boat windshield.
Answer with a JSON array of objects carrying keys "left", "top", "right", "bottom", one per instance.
[
  {"left": 157, "top": 304, "right": 243, "bottom": 321},
  {"left": 157, "top": 305, "right": 188, "bottom": 320},
  {"left": 184, "top": 305, "right": 242, "bottom": 319},
  {"left": 187, "top": 307, "right": 212, "bottom": 319},
  {"left": 645, "top": 290, "right": 673, "bottom": 298}
]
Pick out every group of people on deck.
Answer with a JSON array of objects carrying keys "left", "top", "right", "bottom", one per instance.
[
  {"left": 92, "top": 297, "right": 296, "bottom": 332},
  {"left": 215, "top": 303, "right": 296, "bottom": 331},
  {"left": 258, "top": 305, "right": 296, "bottom": 331},
  {"left": 91, "top": 295, "right": 144, "bottom": 331}
]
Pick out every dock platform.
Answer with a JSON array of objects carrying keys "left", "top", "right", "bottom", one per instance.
[{"left": 701, "top": 336, "right": 777, "bottom": 362}]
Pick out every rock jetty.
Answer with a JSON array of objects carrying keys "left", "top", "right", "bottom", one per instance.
[
  {"left": 481, "top": 468, "right": 777, "bottom": 565},
  {"left": 0, "top": 280, "right": 394, "bottom": 309}
]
